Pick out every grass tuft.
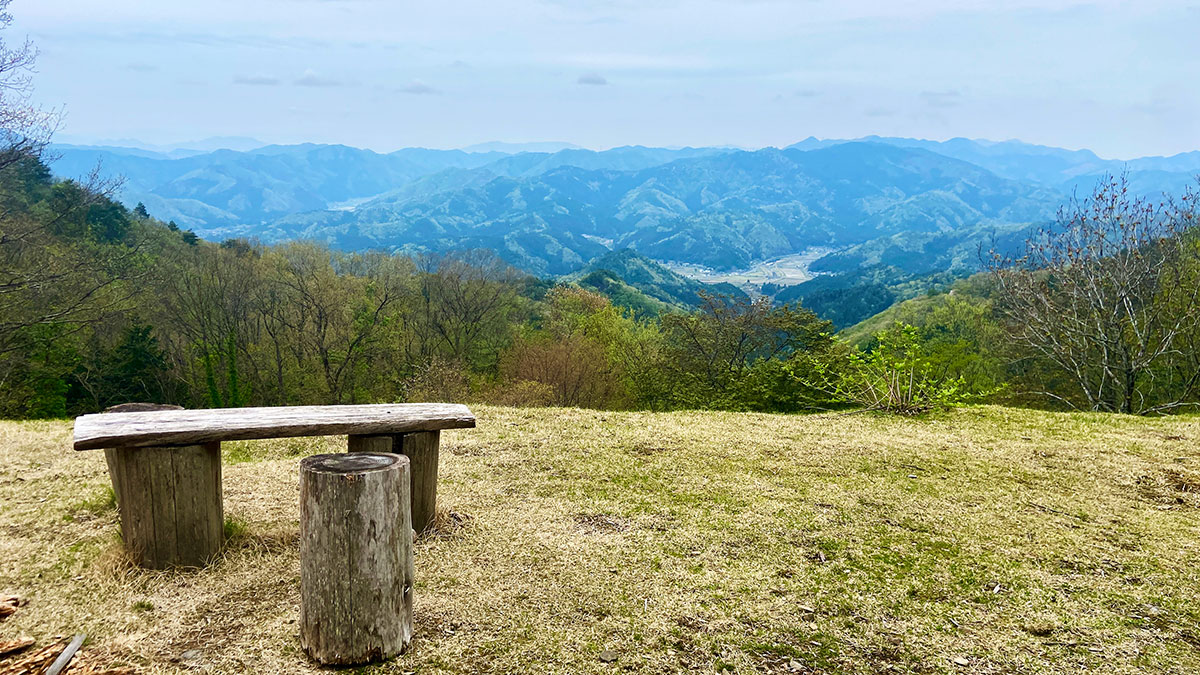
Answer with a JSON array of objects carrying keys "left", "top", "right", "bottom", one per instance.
[{"left": 223, "top": 515, "right": 250, "bottom": 541}]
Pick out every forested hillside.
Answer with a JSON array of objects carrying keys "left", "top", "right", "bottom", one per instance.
[
  {"left": 8, "top": 143, "right": 1200, "bottom": 420},
  {"left": 50, "top": 134, "right": 1200, "bottom": 330},
  {"left": 52, "top": 136, "right": 1200, "bottom": 286},
  {"left": 48, "top": 143, "right": 731, "bottom": 235},
  {"left": 3, "top": 151, "right": 844, "bottom": 417}
]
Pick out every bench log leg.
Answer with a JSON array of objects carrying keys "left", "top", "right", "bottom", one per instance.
[
  {"left": 103, "top": 443, "right": 223, "bottom": 569},
  {"left": 347, "top": 434, "right": 393, "bottom": 454},
  {"left": 391, "top": 431, "right": 440, "bottom": 533}
]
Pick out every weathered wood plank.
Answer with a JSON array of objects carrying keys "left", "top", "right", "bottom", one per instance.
[{"left": 74, "top": 403, "right": 475, "bottom": 450}]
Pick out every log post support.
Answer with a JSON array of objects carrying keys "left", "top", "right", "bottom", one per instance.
[
  {"left": 100, "top": 403, "right": 223, "bottom": 569},
  {"left": 347, "top": 434, "right": 393, "bottom": 454},
  {"left": 350, "top": 431, "right": 439, "bottom": 533},
  {"left": 300, "top": 453, "right": 414, "bottom": 665},
  {"left": 104, "top": 442, "right": 223, "bottom": 569},
  {"left": 391, "top": 431, "right": 440, "bottom": 533}
]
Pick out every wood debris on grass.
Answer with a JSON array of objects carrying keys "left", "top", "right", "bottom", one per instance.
[
  {"left": 0, "top": 638, "right": 33, "bottom": 659},
  {"left": 0, "top": 596, "right": 19, "bottom": 620},
  {"left": 0, "top": 641, "right": 66, "bottom": 675},
  {"left": 0, "top": 601, "right": 134, "bottom": 675},
  {"left": 0, "top": 639, "right": 137, "bottom": 675}
]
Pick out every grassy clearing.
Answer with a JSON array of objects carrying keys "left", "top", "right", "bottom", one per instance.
[{"left": 1, "top": 406, "right": 1198, "bottom": 674}]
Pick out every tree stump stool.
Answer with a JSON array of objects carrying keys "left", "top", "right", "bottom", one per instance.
[
  {"left": 101, "top": 403, "right": 223, "bottom": 569},
  {"left": 300, "top": 452, "right": 414, "bottom": 665}
]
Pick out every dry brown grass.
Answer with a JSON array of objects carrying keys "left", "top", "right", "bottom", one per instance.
[{"left": 1, "top": 406, "right": 1199, "bottom": 674}]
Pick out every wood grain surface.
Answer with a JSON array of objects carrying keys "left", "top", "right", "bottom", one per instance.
[{"left": 74, "top": 403, "right": 475, "bottom": 450}]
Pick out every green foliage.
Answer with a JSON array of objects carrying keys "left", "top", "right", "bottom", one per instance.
[
  {"left": 224, "top": 331, "right": 244, "bottom": 407},
  {"left": 805, "top": 322, "right": 980, "bottom": 415},
  {"left": 575, "top": 269, "right": 670, "bottom": 318},
  {"left": 83, "top": 324, "right": 171, "bottom": 409},
  {"left": 844, "top": 277, "right": 1009, "bottom": 402},
  {"left": 202, "top": 346, "right": 223, "bottom": 408},
  {"left": 573, "top": 249, "right": 747, "bottom": 315},
  {"left": 778, "top": 266, "right": 967, "bottom": 330},
  {"left": 69, "top": 486, "right": 116, "bottom": 516},
  {"left": 223, "top": 516, "right": 249, "bottom": 541},
  {"left": 657, "top": 294, "right": 836, "bottom": 411}
]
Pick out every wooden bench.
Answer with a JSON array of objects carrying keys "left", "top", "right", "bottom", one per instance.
[{"left": 73, "top": 403, "right": 476, "bottom": 568}]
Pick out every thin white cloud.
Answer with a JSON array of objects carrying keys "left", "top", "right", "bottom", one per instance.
[
  {"left": 399, "top": 79, "right": 439, "bottom": 95},
  {"left": 13, "top": 0, "right": 1197, "bottom": 157},
  {"left": 294, "top": 69, "right": 342, "bottom": 87},
  {"left": 234, "top": 74, "right": 281, "bottom": 86},
  {"left": 920, "top": 90, "right": 962, "bottom": 108}
]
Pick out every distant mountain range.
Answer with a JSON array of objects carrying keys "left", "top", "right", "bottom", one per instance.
[
  {"left": 48, "top": 136, "right": 1200, "bottom": 327},
  {"left": 462, "top": 141, "right": 585, "bottom": 154},
  {"left": 242, "top": 142, "right": 1062, "bottom": 275},
  {"left": 788, "top": 136, "right": 1200, "bottom": 196}
]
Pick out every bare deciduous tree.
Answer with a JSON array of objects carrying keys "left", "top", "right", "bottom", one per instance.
[
  {"left": 412, "top": 250, "right": 526, "bottom": 368},
  {"left": 0, "top": 0, "right": 58, "bottom": 169},
  {"left": 988, "top": 174, "right": 1200, "bottom": 414},
  {"left": 0, "top": 4, "right": 136, "bottom": 357}
]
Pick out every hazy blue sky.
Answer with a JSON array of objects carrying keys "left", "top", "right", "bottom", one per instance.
[{"left": 12, "top": 0, "right": 1199, "bottom": 158}]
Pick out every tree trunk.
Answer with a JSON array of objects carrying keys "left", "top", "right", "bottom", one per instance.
[
  {"left": 391, "top": 431, "right": 440, "bottom": 533},
  {"left": 300, "top": 452, "right": 413, "bottom": 665}
]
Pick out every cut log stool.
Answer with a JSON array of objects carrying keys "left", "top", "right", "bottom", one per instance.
[
  {"left": 348, "top": 431, "right": 441, "bottom": 533},
  {"left": 101, "top": 404, "right": 223, "bottom": 569},
  {"left": 300, "top": 453, "right": 414, "bottom": 664}
]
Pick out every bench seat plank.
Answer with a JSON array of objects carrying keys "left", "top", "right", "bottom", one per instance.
[{"left": 74, "top": 403, "right": 476, "bottom": 450}]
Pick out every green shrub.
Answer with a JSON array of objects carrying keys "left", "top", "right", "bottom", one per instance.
[{"left": 806, "top": 322, "right": 979, "bottom": 415}]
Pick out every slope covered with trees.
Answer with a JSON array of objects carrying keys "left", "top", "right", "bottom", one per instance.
[{"left": 8, "top": 141, "right": 1200, "bottom": 420}]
